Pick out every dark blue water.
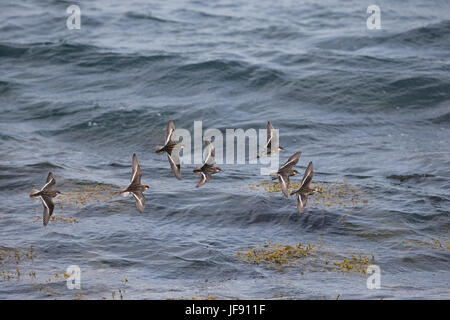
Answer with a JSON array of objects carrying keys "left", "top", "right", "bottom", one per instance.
[{"left": 0, "top": 0, "right": 449, "bottom": 299}]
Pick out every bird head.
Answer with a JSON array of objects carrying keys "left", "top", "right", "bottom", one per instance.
[
  {"left": 277, "top": 146, "right": 284, "bottom": 152},
  {"left": 143, "top": 185, "right": 150, "bottom": 190},
  {"left": 290, "top": 169, "right": 299, "bottom": 176},
  {"left": 214, "top": 167, "right": 222, "bottom": 173},
  {"left": 53, "top": 190, "right": 61, "bottom": 196}
]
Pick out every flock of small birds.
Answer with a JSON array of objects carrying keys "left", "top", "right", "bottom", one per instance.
[{"left": 29, "top": 120, "right": 317, "bottom": 226}]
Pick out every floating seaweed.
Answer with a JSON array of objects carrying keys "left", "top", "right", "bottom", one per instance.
[
  {"left": 0, "top": 246, "right": 35, "bottom": 266},
  {"left": 167, "top": 295, "right": 217, "bottom": 300},
  {"left": 58, "top": 184, "right": 118, "bottom": 209},
  {"left": 402, "top": 235, "right": 450, "bottom": 250},
  {"left": 32, "top": 215, "right": 79, "bottom": 224},
  {"left": 0, "top": 246, "right": 36, "bottom": 283},
  {"left": 237, "top": 239, "right": 375, "bottom": 275},
  {"left": 237, "top": 240, "right": 320, "bottom": 268},
  {"left": 331, "top": 253, "right": 374, "bottom": 274},
  {"left": 249, "top": 179, "right": 367, "bottom": 207}
]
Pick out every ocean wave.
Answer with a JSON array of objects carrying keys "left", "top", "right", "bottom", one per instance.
[{"left": 316, "top": 20, "right": 450, "bottom": 51}]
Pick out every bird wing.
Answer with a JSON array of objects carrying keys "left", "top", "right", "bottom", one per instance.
[
  {"left": 165, "top": 120, "right": 176, "bottom": 145},
  {"left": 266, "top": 121, "right": 273, "bottom": 149},
  {"left": 41, "top": 172, "right": 55, "bottom": 191},
  {"left": 131, "top": 191, "right": 146, "bottom": 213},
  {"left": 40, "top": 195, "right": 54, "bottom": 226},
  {"left": 130, "top": 153, "right": 142, "bottom": 185},
  {"left": 203, "top": 140, "right": 215, "bottom": 166},
  {"left": 196, "top": 171, "right": 211, "bottom": 188},
  {"left": 300, "top": 161, "right": 314, "bottom": 190},
  {"left": 278, "top": 152, "right": 301, "bottom": 174},
  {"left": 296, "top": 193, "right": 308, "bottom": 214},
  {"left": 167, "top": 151, "right": 182, "bottom": 180},
  {"left": 278, "top": 173, "right": 290, "bottom": 198}
]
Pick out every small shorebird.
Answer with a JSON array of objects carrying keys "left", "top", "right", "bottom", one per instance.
[
  {"left": 29, "top": 172, "right": 61, "bottom": 226},
  {"left": 290, "top": 161, "right": 317, "bottom": 214},
  {"left": 257, "top": 121, "right": 283, "bottom": 158},
  {"left": 120, "top": 154, "right": 149, "bottom": 213},
  {"left": 273, "top": 151, "right": 302, "bottom": 197},
  {"left": 155, "top": 120, "right": 183, "bottom": 180},
  {"left": 193, "top": 140, "right": 221, "bottom": 188},
  {"left": 271, "top": 169, "right": 298, "bottom": 180}
]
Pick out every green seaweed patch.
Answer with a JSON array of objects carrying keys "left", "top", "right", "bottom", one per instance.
[{"left": 249, "top": 179, "right": 367, "bottom": 207}]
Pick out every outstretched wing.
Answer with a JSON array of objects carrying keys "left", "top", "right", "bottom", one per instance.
[
  {"left": 41, "top": 172, "right": 55, "bottom": 191},
  {"left": 165, "top": 120, "right": 176, "bottom": 145},
  {"left": 40, "top": 195, "right": 54, "bottom": 226},
  {"left": 167, "top": 150, "right": 182, "bottom": 180},
  {"left": 132, "top": 191, "right": 146, "bottom": 213},
  {"left": 300, "top": 161, "right": 314, "bottom": 190},
  {"left": 131, "top": 154, "right": 142, "bottom": 185},
  {"left": 266, "top": 121, "right": 274, "bottom": 150},
  {"left": 278, "top": 173, "right": 290, "bottom": 198},
  {"left": 196, "top": 172, "right": 211, "bottom": 188},
  {"left": 278, "top": 152, "right": 301, "bottom": 174},
  {"left": 203, "top": 140, "right": 215, "bottom": 166},
  {"left": 296, "top": 193, "right": 308, "bottom": 214}
]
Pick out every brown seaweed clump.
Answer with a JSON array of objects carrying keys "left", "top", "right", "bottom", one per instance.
[
  {"left": 167, "top": 295, "right": 217, "bottom": 300},
  {"left": 402, "top": 236, "right": 450, "bottom": 250},
  {"left": 249, "top": 179, "right": 368, "bottom": 207},
  {"left": 237, "top": 241, "right": 319, "bottom": 267},
  {"left": 0, "top": 247, "right": 36, "bottom": 282},
  {"left": 58, "top": 184, "right": 117, "bottom": 209},
  {"left": 332, "top": 253, "right": 374, "bottom": 274},
  {"left": 237, "top": 240, "right": 376, "bottom": 275},
  {"left": 32, "top": 215, "right": 79, "bottom": 224}
]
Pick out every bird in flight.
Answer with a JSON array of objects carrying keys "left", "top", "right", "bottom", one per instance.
[
  {"left": 257, "top": 121, "right": 283, "bottom": 158},
  {"left": 274, "top": 151, "right": 302, "bottom": 197},
  {"left": 193, "top": 140, "right": 221, "bottom": 188},
  {"left": 290, "top": 161, "right": 317, "bottom": 214},
  {"left": 120, "top": 153, "right": 149, "bottom": 213},
  {"left": 155, "top": 120, "right": 183, "bottom": 180},
  {"left": 29, "top": 172, "right": 61, "bottom": 226}
]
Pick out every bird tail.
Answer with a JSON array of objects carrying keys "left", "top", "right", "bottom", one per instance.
[
  {"left": 119, "top": 188, "right": 129, "bottom": 197},
  {"left": 30, "top": 189, "right": 41, "bottom": 202},
  {"left": 155, "top": 146, "right": 165, "bottom": 154},
  {"left": 193, "top": 166, "right": 201, "bottom": 176}
]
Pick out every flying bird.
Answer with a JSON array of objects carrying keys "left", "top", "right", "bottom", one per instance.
[
  {"left": 271, "top": 169, "right": 299, "bottom": 180},
  {"left": 193, "top": 140, "right": 221, "bottom": 188},
  {"left": 120, "top": 153, "right": 149, "bottom": 213},
  {"left": 155, "top": 120, "right": 183, "bottom": 180},
  {"left": 275, "top": 151, "right": 302, "bottom": 197},
  {"left": 257, "top": 121, "right": 283, "bottom": 158},
  {"left": 29, "top": 172, "right": 61, "bottom": 226},
  {"left": 290, "top": 161, "right": 317, "bottom": 214}
]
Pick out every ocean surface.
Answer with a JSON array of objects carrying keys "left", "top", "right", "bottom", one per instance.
[{"left": 0, "top": 0, "right": 449, "bottom": 299}]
